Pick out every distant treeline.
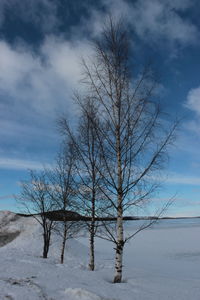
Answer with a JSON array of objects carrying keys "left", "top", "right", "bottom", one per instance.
[{"left": 16, "top": 210, "right": 200, "bottom": 222}]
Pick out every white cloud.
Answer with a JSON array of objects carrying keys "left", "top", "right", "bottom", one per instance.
[
  {"left": 41, "top": 36, "right": 91, "bottom": 88},
  {"left": 0, "top": 41, "right": 41, "bottom": 94},
  {"left": 183, "top": 119, "right": 200, "bottom": 137},
  {"left": 0, "top": 0, "right": 198, "bottom": 173},
  {"left": 166, "top": 172, "right": 200, "bottom": 185},
  {"left": 185, "top": 86, "right": 200, "bottom": 115},
  {"left": 131, "top": 0, "right": 198, "bottom": 46},
  {"left": 100, "top": 0, "right": 199, "bottom": 46},
  {"left": 0, "top": 0, "right": 198, "bottom": 48},
  {"left": 0, "top": 37, "right": 91, "bottom": 117},
  {"left": 0, "top": 36, "right": 93, "bottom": 164},
  {"left": 0, "top": 157, "right": 46, "bottom": 170}
]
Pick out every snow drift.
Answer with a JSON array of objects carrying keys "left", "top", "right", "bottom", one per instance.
[{"left": 0, "top": 211, "right": 200, "bottom": 300}]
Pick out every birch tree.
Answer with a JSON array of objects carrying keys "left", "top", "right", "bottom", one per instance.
[
  {"left": 78, "top": 18, "right": 177, "bottom": 283},
  {"left": 18, "top": 171, "right": 56, "bottom": 258},
  {"left": 47, "top": 142, "right": 79, "bottom": 264},
  {"left": 60, "top": 100, "right": 106, "bottom": 271}
]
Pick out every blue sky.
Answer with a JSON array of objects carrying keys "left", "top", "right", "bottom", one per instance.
[{"left": 0, "top": 0, "right": 200, "bottom": 216}]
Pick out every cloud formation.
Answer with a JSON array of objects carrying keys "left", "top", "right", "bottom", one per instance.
[
  {"left": 99, "top": 0, "right": 199, "bottom": 46},
  {"left": 0, "top": 38, "right": 91, "bottom": 117},
  {"left": 130, "top": 0, "right": 198, "bottom": 46},
  {"left": 0, "top": 0, "right": 198, "bottom": 171},
  {"left": 166, "top": 172, "right": 200, "bottom": 185},
  {"left": 0, "top": 36, "right": 92, "bottom": 166},
  {"left": 0, "top": 0, "right": 198, "bottom": 48},
  {"left": 0, "top": 157, "right": 46, "bottom": 170},
  {"left": 186, "top": 86, "right": 200, "bottom": 115}
]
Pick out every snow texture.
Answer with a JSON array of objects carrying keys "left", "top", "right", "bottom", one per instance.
[{"left": 0, "top": 211, "right": 200, "bottom": 299}]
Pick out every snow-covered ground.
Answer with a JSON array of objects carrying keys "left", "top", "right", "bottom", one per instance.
[{"left": 0, "top": 211, "right": 200, "bottom": 300}]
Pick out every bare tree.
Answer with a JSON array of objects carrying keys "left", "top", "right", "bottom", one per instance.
[
  {"left": 46, "top": 142, "right": 80, "bottom": 264},
  {"left": 60, "top": 100, "right": 107, "bottom": 271},
  {"left": 76, "top": 17, "right": 177, "bottom": 283},
  {"left": 18, "top": 170, "right": 56, "bottom": 258},
  {"left": 75, "top": 100, "right": 107, "bottom": 271}
]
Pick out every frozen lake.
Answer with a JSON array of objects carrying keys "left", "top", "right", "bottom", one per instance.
[{"left": 125, "top": 217, "right": 200, "bottom": 229}]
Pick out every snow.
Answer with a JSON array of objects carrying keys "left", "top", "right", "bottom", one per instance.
[
  {"left": 0, "top": 212, "right": 200, "bottom": 300},
  {"left": 64, "top": 288, "right": 103, "bottom": 300}
]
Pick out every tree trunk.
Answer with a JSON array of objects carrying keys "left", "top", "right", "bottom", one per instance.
[
  {"left": 114, "top": 120, "right": 124, "bottom": 283},
  {"left": 89, "top": 189, "right": 95, "bottom": 271},
  {"left": 43, "top": 226, "right": 51, "bottom": 259},
  {"left": 61, "top": 223, "right": 67, "bottom": 264},
  {"left": 89, "top": 221, "right": 95, "bottom": 270},
  {"left": 113, "top": 202, "right": 124, "bottom": 283},
  {"left": 43, "top": 234, "right": 49, "bottom": 258}
]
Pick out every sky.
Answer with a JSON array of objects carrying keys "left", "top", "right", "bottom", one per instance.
[{"left": 0, "top": 0, "right": 200, "bottom": 216}]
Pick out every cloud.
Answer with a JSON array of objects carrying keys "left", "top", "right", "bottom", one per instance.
[
  {"left": 100, "top": 0, "right": 199, "bottom": 47},
  {"left": 0, "top": 35, "right": 93, "bottom": 164},
  {"left": 0, "top": 0, "right": 198, "bottom": 49},
  {"left": 185, "top": 86, "right": 200, "bottom": 115},
  {"left": 0, "top": 36, "right": 92, "bottom": 120},
  {"left": 131, "top": 0, "right": 198, "bottom": 46},
  {"left": 0, "top": 157, "right": 47, "bottom": 170},
  {"left": 166, "top": 172, "right": 200, "bottom": 185},
  {"left": 0, "top": 9, "right": 94, "bottom": 165},
  {"left": 0, "top": 0, "right": 198, "bottom": 173},
  {"left": 181, "top": 120, "right": 200, "bottom": 143}
]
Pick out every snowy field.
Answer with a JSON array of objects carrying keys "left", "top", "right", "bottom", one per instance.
[{"left": 0, "top": 211, "right": 200, "bottom": 300}]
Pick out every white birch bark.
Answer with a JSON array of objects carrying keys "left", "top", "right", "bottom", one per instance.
[
  {"left": 89, "top": 188, "right": 96, "bottom": 271},
  {"left": 89, "top": 222, "right": 95, "bottom": 270},
  {"left": 114, "top": 208, "right": 124, "bottom": 283}
]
